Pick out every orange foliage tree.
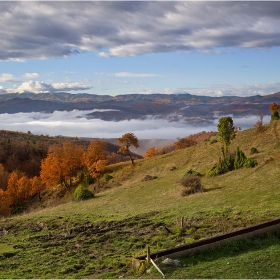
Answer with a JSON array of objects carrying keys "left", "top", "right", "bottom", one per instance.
[
  {"left": 174, "top": 137, "right": 197, "bottom": 150},
  {"left": 0, "top": 188, "right": 12, "bottom": 217},
  {"left": 117, "top": 133, "right": 139, "bottom": 165},
  {"left": 30, "top": 176, "right": 44, "bottom": 201},
  {"left": 82, "top": 140, "right": 107, "bottom": 185},
  {"left": 40, "top": 142, "right": 84, "bottom": 188},
  {"left": 269, "top": 102, "right": 279, "bottom": 112},
  {"left": 144, "top": 147, "right": 160, "bottom": 158}
]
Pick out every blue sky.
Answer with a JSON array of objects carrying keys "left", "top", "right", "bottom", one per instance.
[{"left": 0, "top": 1, "right": 280, "bottom": 97}]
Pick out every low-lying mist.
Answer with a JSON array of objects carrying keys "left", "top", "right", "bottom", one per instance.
[{"left": 0, "top": 109, "right": 270, "bottom": 141}]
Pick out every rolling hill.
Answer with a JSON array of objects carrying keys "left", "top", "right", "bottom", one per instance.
[
  {"left": 1, "top": 120, "right": 280, "bottom": 278},
  {"left": 0, "top": 92, "right": 280, "bottom": 122}
]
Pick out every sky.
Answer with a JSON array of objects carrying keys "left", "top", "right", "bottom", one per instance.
[
  {"left": 0, "top": 1, "right": 278, "bottom": 140},
  {"left": 0, "top": 1, "right": 280, "bottom": 97}
]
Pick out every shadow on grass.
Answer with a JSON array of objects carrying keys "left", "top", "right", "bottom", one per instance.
[{"left": 159, "top": 231, "right": 280, "bottom": 276}]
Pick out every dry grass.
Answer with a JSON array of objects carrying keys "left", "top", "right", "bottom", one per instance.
[
  {"left": 1, "top": 121, "right": 280, "bottom": 278},
  {"left": 22, "top": 121, "right": 280, "bottom": 226}
]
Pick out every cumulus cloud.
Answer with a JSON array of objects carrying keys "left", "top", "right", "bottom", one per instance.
[
  {"left": 0, "top": 73, "right": 21, "bottom": 83},
  {"left": 0, "top": 109, "right": 270, "bottom": 140},
  {"left": 23, "top": 73, "right": 39, "bottom": 79},
  {"left": 1, "top": 2, "right": 280, "bottom": 60},
  {"left": 17, "top": 81, "right": 91, "bottom": 93}
]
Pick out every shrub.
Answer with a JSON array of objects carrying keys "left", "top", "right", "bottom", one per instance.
[
  {"left": 11, "top": 203, "right": 27, "bottom": 215},
  {"left": 208, "top": 147, "right": 258, "bottom": 176},
  {"left": 103, "top": 173, "right": 113, "bottom": 182},
  {"left": 243, "top": 158, "right": 258, "bottom": 168},
  {"left": 207, "top": 155, "right": 234, "bottom": 176},
  {"left": 181, "top": 175, "right": 204, "bottom": 196},
  {"left": 183, "top": 169, "right": 202, "bottom": 177},
  {"left": 85, "top": 173, "right": 94, "bottom": 185},
  {"left": 250, "top": 147, "right": 259, "bottom": 155},
  {"left": 73, "top": 184, "right": 94, "bottom": 201},
  {"left": 210, "top": 138, "right": 218, "bottom": 144},
  {"left": 271, "top": 111, "right": 280, "bottom": 121},
  {"left": 234, "top": 147, "right": 247, "bottom": 169},
  {"left": 234, "top": 147, "right": 258, "bottom": 169}
]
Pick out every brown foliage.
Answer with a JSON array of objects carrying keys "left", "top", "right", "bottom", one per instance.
[
  {"left": 82, "top": 140, "right": 108, "bottom": 185},
  {"left": 82, "top": 140, "right": 106, "bottom": 167},
  {"left": 175, "top": 138, "right": 197, "bottom": 150},
  {"left": 0, "top": 189, "right": 12, "bottom": 216},
  {"left": 118, "top": 133, "right": 139, "bottom": 164},
  {"left": 181, "top": 175, "right": 205, "bottom": 196},
  {"left": 144, "top": 147, "right": 160, "bottom": 158},
  {"left": 0, "top": 163, "right": 9, "bottom": 191},
  {"left": 270, "top": 102, "right": 279, "bottom": 112},
  {"left": 40, "top": 142, "right": 84, "bottom": 188}
]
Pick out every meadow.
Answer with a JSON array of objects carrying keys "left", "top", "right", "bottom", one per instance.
[{"left": 1, "top": 120, "right": 280, "bottom": 278}]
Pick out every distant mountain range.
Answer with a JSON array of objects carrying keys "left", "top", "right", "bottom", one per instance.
[{"left": 0, "top": 91, "right": 279, "bottom": 123}]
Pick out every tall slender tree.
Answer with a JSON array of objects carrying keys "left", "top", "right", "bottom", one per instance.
[{"left": 217, "top": 116, "right": 235, "bottom": 157}]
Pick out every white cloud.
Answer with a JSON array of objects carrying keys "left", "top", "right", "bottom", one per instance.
[
  {"left": 113, "top": 72, "right": 160, "bottom": 78},
  {"left": 24, "top": 73, "right": 39, "bottom": 79},
  {"left": 17, "top": 81, "right": 92, "bottom": 93},
  {"left": 0, "top": 73, "right": 21, "bottom": 83},
  {"left": 0, "top": 109, "right": 270, "bottom": 140}
]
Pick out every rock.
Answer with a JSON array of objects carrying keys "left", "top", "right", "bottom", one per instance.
[
  {"left": 162, "top": 258, "right": 181, "bottom": 266},
  {"left": 141, "top": 175, "right": 158, "bottom": 182}
]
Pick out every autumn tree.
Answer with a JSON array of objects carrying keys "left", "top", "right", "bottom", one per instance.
[
  {"left": 82, "top": 140, "right": 107, "bottom": 186},
  {"left": 269, "top": 102, "right": 280, "bottom": 120},
  {"left": 40, "top": 142, "right": 84, "bottom": 188},
  {"left": 0, "top": 189, "right": 12, "bottom": 217},
  {"left": 144, "top": 147, "right": 160, "bottom": 158},
  {"left": 174, "top": 138, "right": 197, "bottom": 150},
  {"left": 30, "top": 176, "right": 44, "bottom": 201},
  {"left": 5, "top": 172, "right": 34, "bottom": 213},
  {"left": 117, "top": 133, "right": 139, "bottom": 165}
]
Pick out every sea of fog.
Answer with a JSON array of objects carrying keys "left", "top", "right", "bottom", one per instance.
[{"left": 0, "top": 109, "right": 270, "bottom": 140}]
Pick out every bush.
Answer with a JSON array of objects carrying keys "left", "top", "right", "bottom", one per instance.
[
  {"left": 103, "top": 174, "right": 113, "bottom": 182},
  {"left": 271, "top": 111, "right": 280, "bottom": 120},
  {"left": 85, "top": 173, "right": 94, "bottom": 185},
  {"left": 243, "top": 158, "right": 258, "bottom": 168},
  {"left": 207, "top": 155, "right": 234, "bottom": 176},
  {"left": 234, "top": 147, "right": 247, "bottom": 169},
  {"left": 208, "top": 147, "right": 258, "bottom": 176},
  {"left": 73, "top": 184, "right": 94, "bottom": 201},
  {"left": 250, "top": 147, "right": 259, "bottom": 155},
  {"left": 181, "top": 175, "right": 205, "bottom": 196},
  {"left": 183, "top": 169, "right": 202, "bottom": 177},
  {"left": 234, "top": 147, "right": 257, "bottom": 169},
  {"left": 11, "top": 203, "right": 27, "bottom": 215},
  {"left": 210, "top": 138, "right": 218, "bottom": 144}
]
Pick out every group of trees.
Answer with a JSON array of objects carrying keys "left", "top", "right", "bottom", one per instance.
[{"left": 0, "top": 133, "right": 140, "bottom": 216}]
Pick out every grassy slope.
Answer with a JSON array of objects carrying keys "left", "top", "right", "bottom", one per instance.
[{"left": 1, "top": 121, "right": 280, "bottom": 278}]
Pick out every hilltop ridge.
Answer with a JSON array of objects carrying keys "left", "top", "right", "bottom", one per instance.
[{"left": 0, "top": 92, "right": 279, "bottom": 122}]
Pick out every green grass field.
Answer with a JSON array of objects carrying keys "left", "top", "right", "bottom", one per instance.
[{"left": 0, "top": 121, "right": 280, "bottom": 278}]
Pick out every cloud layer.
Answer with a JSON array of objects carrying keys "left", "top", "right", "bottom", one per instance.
[
  {"left": 1, "top": 2, "right": 280, "bottom": 60},
  {"left": 0, "top": 110, "right": 270, "bottom": 140}
]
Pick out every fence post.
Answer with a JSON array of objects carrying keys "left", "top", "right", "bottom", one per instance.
[{"left": 146, "top": 246, "right": 151, "bottom": 264}]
